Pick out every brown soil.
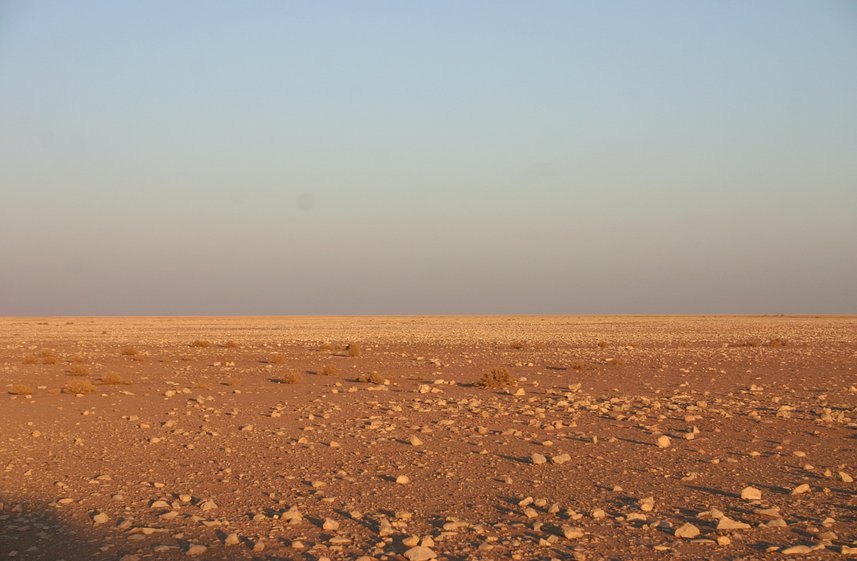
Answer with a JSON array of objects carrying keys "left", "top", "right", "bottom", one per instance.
[{"left": 1, "top": 316, "right": 855, "bottom": 560}]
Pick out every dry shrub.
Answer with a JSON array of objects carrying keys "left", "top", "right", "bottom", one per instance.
[
  {"left": 191, "top": 340, "right": 212, "bottom": 348},
  {"left": 764, "top": 337, "right": 789, "bottom": 347},
  {"left": 596, "top": 341, "right": 609, "bottom": 349},
  {"left": 131, "top": 353, "right": 147, "bottom": 361},
  {"left": 510, "top": 341, "right": 525, "bottom": 350},
  {"left": 267, "top": 354, "right": 286, "bottom": 364},
  {"left": 23, "top": 350, "right": 57, "bottom": 365},
  {"left": 224, "top": 377, "right": 242, "bottom": 386},
  {"left": 317, "top": 341, "right": 334, "bottom": 352},
  {"left": 476, "top": 367, "right": 516, "bottom": 388},
  {"left": 279, "top": 372, "right": 301, "bottom": 384},
  {"left": 321, "top": 364, "right": 339, "bottom": 376},
  {"left": 569, "top": 360, "right": 595, "bottom": 371},
  {"left": 222, "top": 340, "right": 240, "bottom": 348},
  {"left": 99, "top": 371, "right": 129, "bottom": 385},
  {"left": 22, "top": 355, "right": 38, "bottom": 365},
  {"left": 121, "top": 347, "right": 138, "bottom": 356},
  {"left": 68, "top": 364, "right": 90, "bottom": 376},
  {"left": 63, "top": 379, "right": 96, "bottom": 395},
  {"left": 354, "top": 371, "right": 386, "bottom": 384},
  {"left": 347, "top": 342, "right": 362, "bottom": 357},
  {"left": 67, "top": 353, "right": 86, "bottom": 363},
  {"left": 9, "top": 384, "right": 34, "bottom": 395}
]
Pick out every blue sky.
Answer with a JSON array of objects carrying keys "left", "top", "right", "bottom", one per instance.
[{"left": 1, "top": 1, "right": 855, "bottom": 314}]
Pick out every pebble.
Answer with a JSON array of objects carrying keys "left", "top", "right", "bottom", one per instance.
[
  {"left": 656, "top": 436, "right": 671, "bottom": 449},
  {"left": 531, "top": 453, "right": 547, "bottom": 465},
  {"left": 186, "top": 544, "right": 207, "bottom": 556},
  {"left": 675, "top": 523, "right": 700, "bottom": 539},
  {"left": 740, "top": 486, "right": 762, "bottom": 500},
  {"left": 403, "top": 546, "right": 437, "bottom": 561},
  {"left": 716, "top": 516, "right": 751, "bottom": 531},
  {"left": 791, "top": 483, "right": 810, "bottom": 495}
]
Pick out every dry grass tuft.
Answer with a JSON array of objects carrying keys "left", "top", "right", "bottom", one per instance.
[
  {"left": 68, "top": 364, "right": 90, "bottom": 376},
  {"left": 266, "top": 353, "right": 286, "bottom": 364},
  {"left": 23, "top": 350, "right": 58, "bottom": 365},
  {"left": 121, "top": 347, "right": 138, "bottom": 356},
  {"left": 354, "top": 371, "right": 386, "bottom": 384},
  {"left": 63, "top": 379, "right": 96, "bottom": 395},
  {"left": 191, "top": 340, "right": 212, "bottom": 348},
  {"left": 569, "top": 360, "right": 596, "bottom": 371},
  {"left": 224, "top": 377, "right": 242, "bottom": 386},
  {"left": 9, "top": 384, "right": 34, "bottom": 395},
  {"left": 321, "top": 364, "right": 339, "bottom": 376},
  {"left": 99, "top": 371, "right": 129, "bottom": 385},
  {"left": 347, "top": 342, "right": 362, "bottom": 357},
  {"left": 67, "top": 353, "right": 86, "bottom": 363},
  {"left": 596, "top": 341, "right": 609, "bottom": 349},
  {"left": 279, "top": 372, "right": 301, "bottom": 384},
  {"left": 510, "top": 341, "right": 525, "bottom": 350},
  {"left": 476, "top": 367, "right": 517, "bottom": 388},
  {"left": 222, "top": 340, "right": 240, "bottom": 348},
  {"left": 317, "top": 341, "right": 335, "bottom": 352}
]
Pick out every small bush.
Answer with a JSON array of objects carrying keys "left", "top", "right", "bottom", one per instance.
[
  {"left": 569, "top": 360, "right": 595, "bottom": 371},
  {"left": 764, "top": 337, "right": 788, "bottom": 347},
  {"left": 476, "top": 367, "right": 516, "bottom": 388},
  {"left": 67, "top": 353, "right": 86, "bottom": 363},
  {"left": 347, "top": 342, "right": 362, "bottom": 357},
  {"left": 510, "top": 341, "right": 525, "bottom": 350},
  {"left": 266, "top": 354, "right": 286, "bottom": 364},
  {"left": 191, "top": 340, "right": 212, "bottom": 348},
  {"left": 318, "top": 342, "right": 334, "bottom": 352},
  {"left": 321, "top": 364, "right": 339, "bottom": 376},
  {"left": 68, "top": 364, "right": 90, "bottom": 376},
  {"left": 596, "top": 341, "right": 609, "bottom": 349},
  {"left": 279, "top": 372, "right": 301, "bottom": 384},
  {"left": 222, "top": 340, "right": 240, "bottom": 348},
  {"left": 22, "top": 355, "right": 38, "bottom": 365},
  {"left": 121, "top": 347, "right": 138, "bottom": 356},
  {"left": 63, "top": 379, "right": 96, "bottom": 395},
  {"left": 99, "top": 371, "right": 129, "bottom": 385},
  {"left": 354, "top": 371, "right": 385, "bottom": 384},
  {"left": 9, "top": 384, "right": 34, "bottom": 395},
  {"left": 224, "top": 377, "right": 242, "bottom": 386}
]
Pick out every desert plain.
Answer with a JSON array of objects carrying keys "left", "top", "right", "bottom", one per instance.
[{"left": 1, "top": 315, "right": 855, "bottom": 561}]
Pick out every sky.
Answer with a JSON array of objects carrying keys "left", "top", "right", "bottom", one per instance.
[{"left": 1, "top": 1, "right": 856, "bottom": 315}]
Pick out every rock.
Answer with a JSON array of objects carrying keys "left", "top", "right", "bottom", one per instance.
[
  {"left": 186, "top": 545, "right": 207, "bottom": 556},
  {"left": 396, "top": 475, "right": 411, "bottom": 485},
  {"left": 551, "top": 453, "right": 571, "bottom": 465},
  {"left": 199, "top": 499, "right": 217, "bottom": 511},
  {"left": 842, "top": 545, "right": 857, "bottom": 554},
  {"left": 92, "top": 512, "right": 109, "bottom": 525},
  {"left": 403, "top": 546, "right": 437, "bottom": 561},
  {"left": 839, "top": 471, "right": 853, "bottom": 483},
  {"left": 224, "top": 532, "right": 240, "bottom": 545},
  {"left": 791, "top": 483, "right": 810, "bottom": 495},
  {"left": 409, "top": 435, "right": 424, "bottom": 446},
  {"left": 716, "top": 536, "right": 731, "bottom": 546},
  {"left": 531, "top": 453, "right": 547, "bottom": 465},
  {"left": 716, "top": 517, "right": 750, "bottom": 531},
  {"left": 782, "top": 544, "right": 819, "bottom": 554},
  {"left": 656, "top": 436, "right": 671, "bottom": 448},
  {"left": 740, "top": 486, "right": 762, "bottom": 500},
  {"left": 675, "top": 523, "right": 700, "bottom": 539},
  {"left": 322, "top": 518, "right": 339, "bottom": 531},
  {"left": 562, "top": 525, "right": 584, "bottom": 539}
]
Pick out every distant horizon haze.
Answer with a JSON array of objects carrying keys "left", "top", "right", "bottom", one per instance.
[{"left": 1, "top": 1, "right": 855, "bottom": 315}]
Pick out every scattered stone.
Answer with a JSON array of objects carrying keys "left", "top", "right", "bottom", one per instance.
[
  {"left": 740, "top": 486, "right": 762, "bottom": 500},
  {"left": 656, "top": 435, "right": 671, "bottom": 449},
  {"left": 403, "top": 546, "right": 437, "bottom": 561},
  {"left": 675, "top": 523, "right": 700, "bottom": 539}
]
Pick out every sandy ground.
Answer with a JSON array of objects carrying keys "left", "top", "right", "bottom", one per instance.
[{"left": 1, "top": 316, "right": 855, "bottom": 561}]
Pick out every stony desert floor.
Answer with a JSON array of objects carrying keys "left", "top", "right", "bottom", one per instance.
[{"left": 1, "top": 316, "right": 855, "bottom": 561}]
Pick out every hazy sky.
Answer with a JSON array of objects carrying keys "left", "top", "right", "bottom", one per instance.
[{"left": 1, "top": 1, "right": 856, "bottom": 314}]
